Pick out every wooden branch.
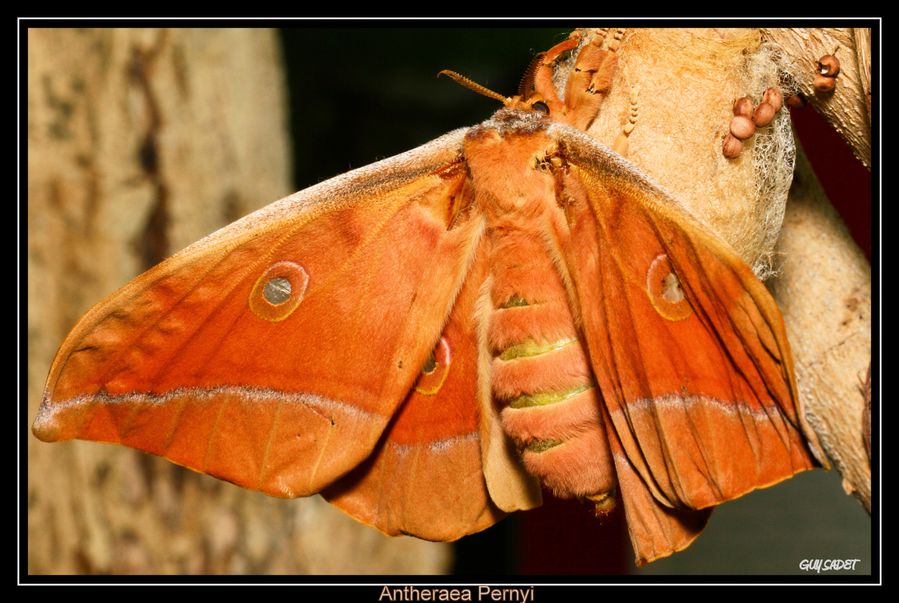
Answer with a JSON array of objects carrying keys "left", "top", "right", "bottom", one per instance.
[
  {"left": 853, "top": 28, "right": 872, "bottom": 126},
  {"left": 769, "top": 146, "right": 872, "bottom": 512},
  {"left": 762, "top": 27, "right": 871, "bottom": 168}
]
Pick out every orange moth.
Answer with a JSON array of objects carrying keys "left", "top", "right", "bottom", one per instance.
[{"left": 33, "top": 29, "right": 826, "bottom": 566}]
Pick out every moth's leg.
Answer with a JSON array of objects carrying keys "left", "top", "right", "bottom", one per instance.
[
  {"left": 519, "top": 34, "right": 592, "bottom": 98},
  {"left": 612, "top": 84, "right": 640, "bottom": 156},
  {"left": 530, "top": 34, "right": 583, "bottom": 117},
  {"left": 564, "top": 28, "right": 626, "bottom": 131}
]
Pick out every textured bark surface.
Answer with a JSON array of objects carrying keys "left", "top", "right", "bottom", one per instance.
[
  {"left": 762, "top": 27, "right": 872, "bottom": 168},
  {"left": 27, "top": 28, "right": 449, "bottom": 575},
  {"left": 769, "top": 148, "right": 872, "bottom": 512}
]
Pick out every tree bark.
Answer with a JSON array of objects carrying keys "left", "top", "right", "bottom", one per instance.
[
  {"left": 27, "top": 28, "right": 449, "bottom": 575},
  {"left": 761, "top": 28, "right": 871, "bottom": 168},
  {"left": 769, "top": 147, "right": 872, "bottom": 512}
]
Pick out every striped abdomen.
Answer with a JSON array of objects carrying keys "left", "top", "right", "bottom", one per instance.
[{"left": 486, "top": 216, "right": 615, "bottom": 503}]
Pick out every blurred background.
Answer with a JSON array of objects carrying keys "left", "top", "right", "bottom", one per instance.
[{"left": 26, "top": 26, "right": 872, "bottom": 576}]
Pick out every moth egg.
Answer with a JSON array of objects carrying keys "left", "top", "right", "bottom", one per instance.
[
  {"left": 729, "top": 115, "right": 756, "bottom": 140},
  {"left": 752, "top": 102, "right": 776, "bottom": 127},
  {"left": 763, "top": 87, "right": 784, "bottom": 113},
  {"left": 786, "top": 93, "right": 807, "bottom": 109},
  {"left": 732, "top": 96, "right": 754, "bottom": 118},
  {"left": 818, "top": 54, "right": 841, "bottom": 77},
  {"left": 722, "top": 134, "right": 743, "bottom": 159},
  {"left": 813, "top": 74, "right": 836, "bottom": 94}
]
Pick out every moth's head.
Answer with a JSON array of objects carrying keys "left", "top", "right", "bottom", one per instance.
[
  {"left": 506, "top": 94, "right": 551, "bottom": 117},
  {"left": 437, "top": 70, "right": 553, "bottom": 121}
]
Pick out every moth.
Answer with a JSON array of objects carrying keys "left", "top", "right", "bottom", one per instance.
[{"left": 33, "top": 29, "right": 825, "bottom": 566}]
